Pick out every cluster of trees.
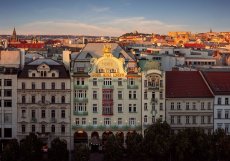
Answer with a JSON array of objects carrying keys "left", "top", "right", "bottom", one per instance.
[
  {"left": 1, "top": 133, "right": 68, "bottom": 161},
  {"left": 2, "top": 121, "right": 230, "bottom": 161},
  {"left": 103, "top": 121, "right": 230, "bottom": 161}
]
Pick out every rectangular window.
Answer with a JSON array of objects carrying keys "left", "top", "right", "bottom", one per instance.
[
  {"left": 75, "top": 118, "right": 79, "bottom": 125},
  {"left": 61, "top": 82, "right": 65, "bottom": 90},
  {"left": 128, "top": 78, "right": 135, "bottom": 85},
  {"left": 93, "top": 78, "right": 97, "bottom": 86},
  {"left": 104, "top": 118, "right": 111, "bottom": 125},
  {"left": 201, "top": 102, "right": 205, "bottom": 110},
  {"left": 208, "top": 116, "right": 211, "bottom": 124},
  {"left": 93, "top": 104, "right": 97, "bottom": 113},
  {"left": 22, "top": 82, "right": 25, "bottom": 89},
  {"left": 4, "top": 113, "right": 12, "bottom": 123},
  {"left": 22, "top": 110, "right": 26, "bottom": 118},
  {"left": 177, "top": 102, "right": 181, "bottom": 110},
  {"left": 103, "top": 78, "right": 112, "bottom": 86},
  {"left": 160, "top": 103, "right": 163, "bottom": 111},
  {"left": 186, "top": 102, "right": 189, "bottom": 110},
  {"left": 118, "top": 78, "right": 122, "bottom": 86},
  {"left": 4, "top": 128, "right": 12, "bottom": 137},
  {"left": 171, "top": 102, "right": 174, "bottom": 110},
  {"left": 192, "top": 102, "right": 196, "bottom": 110},
  {"left": 133, "top": 91, "right": 136, "bottom": 99},
  {"left": 41, "top": 82, "right": 45, "bottom": 89},
  {"left": 144, "top": 103, "right": 148, "bottom": 111},
  {"left": 4, "top": 79, "right": 12, "bottom": 86},
  {"left": 118, "top": 91, "right": 123, "bottom": 100},
  {"left": 93, "top": 118, "right": 97, "bottom": 125},
  {"left": 21, "top": 125, "right": 26, "bottom": 133},
  {"left": 118, "top": 104, "right": 122, "bottom": 113},
  {"left": 177, "top": 116, "right": 181, "bottom": 124},
  {"left": 144, "top": 90, "right": 147, "bottom": 99},
  {"left": 217, "top": 110, "right": 222, "bottom": 119},
  {"left": 186, "top": 116, "right": 190, "bottom": 124},
  {"left": 192, "top": 116, "right": 196, "bottom": 124},
  {"left": 129, "top": 91, "right": 132, "bottom": 99},
  {"left": 129, "top": 118, "right": 136, "bottom": 125},
  {"left": 201, "top": 116, "right": 205, "bottom": 124},
  {"left": 32, "top": 96, "right": 36, "bottom": 103},
  {"left": 41, "top": 96, "right": 45, "bottom": 103},
  {"left": 160, "top": 91, "right": 163, "bottom": 99},
  {"left": 82, "top": 118, "right": 86, "bottom": 125},
  {"left": 225, "top": 98, "right": 229, "bottom": 105},
  {"left": 31, "top": 110, "right": 36, "bottom": 118},
  {"left": 225, "top": 110, "right": 229, "bottom": 119},
  {"left": 217, "top": 98, "right": 221, "bottom": 105},
  {"left": 32, "top": 82, "right": 36, "bottom": 89},
  {"left": 61, "top": 110, "right": 65, "bottom": 118},
  {"left": 207, "top": 102, "right": 211, "bottom": 110},
  {"left": 22, "top": 96, "right": 26, "bottom": 103},
  {"left": 118, "top": 118, "right": 122, "bottom": 125},
  {"left": 4, "top": 100, "right": 12, "bottom": 107},
  {"left": 41, "top": 110, "right": 46, "bottom": 118},
  {"left": 51, "top": 82, "right": 55, "bottom": 90},
  {"left": 4, "top": 89, "right": 12, "bottom": 97},
  {"left": 93, "top": 91, "right": 97, "bottom": 99},
  {"left": 171, "top": 116, "right": 174, "bottom": 124}
]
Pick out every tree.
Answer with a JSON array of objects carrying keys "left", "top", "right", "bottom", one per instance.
[
  {"left": 48, "top": 138, "right": 68, "bottom": 161},
  {"left": 143, "top": 120, "right": 171, "bottom": 161},
  {"left": 73, "top": 144, "right": 90, "bottom": 161},
  {"left": 1, "top": 139, "right": 20, "bottom": 161},
  {"left": 126, "top": 133, "right": 144, "bottom": 161},
  {"left": 104, "top": 134, "right": 124, "bottom": 161},
  {"left": 19, "top": 133, "right": 43, "bottom": 161}
]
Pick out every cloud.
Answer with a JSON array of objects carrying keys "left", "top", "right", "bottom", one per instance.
[
  {"left": 6, "top": 17, "right": 188, "bottom": 36},
  {"left": 91, "top": 6, "right": 110, "bottom": 13}
]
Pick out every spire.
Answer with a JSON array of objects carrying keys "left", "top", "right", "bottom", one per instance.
[{"left": 11, "top": 27, "right": 17, "bottom": 41}]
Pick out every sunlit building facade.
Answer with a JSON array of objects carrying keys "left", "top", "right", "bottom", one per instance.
[{"left": 71, "top": 43, "right": 142, "bottom": 149}]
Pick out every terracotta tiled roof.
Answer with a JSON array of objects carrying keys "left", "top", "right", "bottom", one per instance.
[
  {"left": 166, "top": 71, "right": 213, "bottom": 98},
  {"left": 202, "top": 71, "right": 230, "bottom": 95}
]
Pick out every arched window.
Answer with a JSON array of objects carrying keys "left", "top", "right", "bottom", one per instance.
[{"left": 144, "top": 115, "right": 148, "bottom": 123}]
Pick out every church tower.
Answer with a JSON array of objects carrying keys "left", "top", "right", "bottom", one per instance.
[{"left": 11, "top": 27, "right": 17, "bottom": 41}]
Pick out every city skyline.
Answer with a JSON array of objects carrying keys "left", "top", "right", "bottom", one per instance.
[{"left": 1, "top": 0, "right": 230, "bottom": 36}]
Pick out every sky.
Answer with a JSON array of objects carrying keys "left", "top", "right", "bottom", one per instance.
[{"left": 1, "top": 0, "right": 230, "bottom": 36}]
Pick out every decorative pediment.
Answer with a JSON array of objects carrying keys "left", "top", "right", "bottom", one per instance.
[{"left": 37, "top": 63, "right": 50, "bottom": 71}]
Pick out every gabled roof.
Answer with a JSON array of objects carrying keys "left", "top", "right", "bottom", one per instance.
[
  {"left": 75, "top": 43, "right": 135, "bottom": 61},
  {"left": 166, "top": 71, "right": 213, "bottom": 98},
  {"left": 18, "top": 58, "right": 69, "bottom": 78},
  {"left": 202, "top": 71, "right": 230, "bottom": 95}
]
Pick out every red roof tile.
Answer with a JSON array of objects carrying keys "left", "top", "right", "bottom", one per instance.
[
  {"left": 166, "top": 71, "right": 213, "bottom": 98},
  {"left": 202, "top": 71, "right": 230, "bottom": 95}
]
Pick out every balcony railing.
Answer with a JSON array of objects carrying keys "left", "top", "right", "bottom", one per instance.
[
  {"left": 102, "top": 85, "right": 114, "bottom": 89},
  {"left": 148, "top": 85, "right": 159, "bottom": 90},
  {"left": 72, "top": 124, "right": 142, "bottom": 131},
  {"left": 50, "top": 118, "right": 57, "bottom": 123},
  {"left": 151, "top": 98, "right": 158, "bottom": 104},
  {"left": 127, "top": 85, "right": 139, "bottom": 89},
  {"left": 31, "top": 118, "right": 37, "bottom": 123},
  {"left": 73, "top": 111, "right": 88, "bottom": 116},
  {"left": 74, "top": 98, "right": 88, "bottom": 103},
  {"left": 74, "top": 85, "right": 88, "bottom": 90}
]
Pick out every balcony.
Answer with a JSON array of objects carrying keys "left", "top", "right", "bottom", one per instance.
[
  {"left": 74, "top": 85, "right": 88, "bottom": 90},
  {"left": 50, "top": 118, "right": 57, "bottom": 123},
  {"left": 102, "top": 111, "right": 113, "bottom": 115},
  {"left": 151, "top": 98, "right": 158, "bottom": 104},
  {"left": 102, "top": 85, "right": 114, "bottom": 89},
  {"left": 148, "top": 85, "right": 159, "bottom": 90},
  {"left": 73, "top": 111, "right": 88, "bottom": 116},
  {"left": 31, "top": 118, "right": 37, "bottom": 123},
  {"left": 72, "top": 124, "right": 142, "bottom": 131},
  {"left": 74, "top": 98, "right": 88, "bottom": 103},
  {"left": 127, "top": 85, "right": 139, "bottom": 89}
]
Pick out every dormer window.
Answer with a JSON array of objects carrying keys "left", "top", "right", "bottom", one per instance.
[
  {"left": 52, "top": 73, "right": 55, "bottom": 77},
  {"left": 41, "top": 71, "right": 47, "bottom": 77},
  {"left": 32, "top": 73, "right": 35, "bottom": 77}
]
